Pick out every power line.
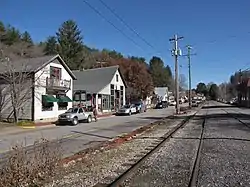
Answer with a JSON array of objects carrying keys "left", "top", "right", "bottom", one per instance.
[
  {"left": 193, "top": 32, "right": 250, "bottom": 47},
  {"left": 82, "top": 0, "right": 144, "bottom": 51},
  {"left": 98, "top": 0, "right": 157, "bottom": 51}
]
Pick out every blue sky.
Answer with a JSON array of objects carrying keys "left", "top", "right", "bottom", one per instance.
[{"left": 1, "top": 0, "right": 250, "bottom": 88}]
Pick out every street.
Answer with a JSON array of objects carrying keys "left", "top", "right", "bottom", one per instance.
[{"left": 0, "top": 106, "right": 176, "bottom": 157}]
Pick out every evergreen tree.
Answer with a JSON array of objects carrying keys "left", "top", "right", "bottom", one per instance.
[
  {"left": 0, "top": 21, "right": 4, "bottom": 32},
  {"left": 21, "top": 31, "right": 33, "bottom": 45},
  {"left": 196, "top": 82, "right": 208, "bottom": 96},
  {"left": 2, "top": 26, "right": 21, "bottom": 45},
  {"left": 44, "top": 36, "right": 58, "bottom": 55},
  {"left": 209, "top": 84, "right": 219, "bottom": 100},
  {"left": 0, "top": 21, "right": 5, "bottom": 42},
  {"left": 56, "top": 20, "right": 83, "bottom": 69},
  {"left": 149, "top": 56, "right": 173, "bottom": 87}
]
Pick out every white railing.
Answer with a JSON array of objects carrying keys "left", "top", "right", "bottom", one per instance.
[{"left": 46, "top": 77, "right": 71, "bottom": 90}]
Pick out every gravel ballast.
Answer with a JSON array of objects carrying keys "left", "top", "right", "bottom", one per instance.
[
  {"left": 197, "top": 108, "right": 250, "bottom": 187},
  {"left": 122, "top": 138, "right": 200, "bottom": 187},
  {"left": 121, "top": 117, "right": 203, "bottom": 187},
  {"left": 45, "top": 115, "right": 190, "bottom": 187},
  {"left": 198, "top": 139, "right": 250, "bottom": 187}
]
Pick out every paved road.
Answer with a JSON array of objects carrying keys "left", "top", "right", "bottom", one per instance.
[
  {"left": 122, "top": 101, "right": 250, "bottom": 187},
  {"left": 0, "top": 106, "right": 176, "bottom": 157}
]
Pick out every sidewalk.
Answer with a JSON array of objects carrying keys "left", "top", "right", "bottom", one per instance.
[
  {"left": 0, "top": 113, "right": 116, "bottom": 136},
  {"left": 0, "top": 123, "right": 57, "bottom": 136}
]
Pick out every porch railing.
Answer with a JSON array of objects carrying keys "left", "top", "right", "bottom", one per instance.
[{"left": 46, "top": 77, "right": 71, "bottom": 90}]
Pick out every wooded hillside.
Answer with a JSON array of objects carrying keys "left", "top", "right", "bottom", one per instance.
[{"left": 0, "top": 20, "right": 175, "bottom": 100}]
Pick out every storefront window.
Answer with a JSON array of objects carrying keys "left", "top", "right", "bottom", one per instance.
[{"left": 102, "top": 95, "right": 110, "bottom": 110}]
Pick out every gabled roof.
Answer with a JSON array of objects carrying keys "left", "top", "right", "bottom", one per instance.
[
  {"left": 0, "top": 54, "right": 76, "bottom": 80},
  {"left": 73, "top": 65, "right": 127, "bottom": 93}
]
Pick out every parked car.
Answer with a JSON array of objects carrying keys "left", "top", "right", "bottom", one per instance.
[
  {"left": 155, "top": 101, "right": 168, "bottom": 109},
  {"left": 155, "top": 102, "right": 163, "bottom": 109},
  {"left": 134, "top": 102, "right": 147, "bottom": 113},
  {"left": 116, "top": 104, "right": 137, "bottom": 115},
  {"left": 162, "top": 101, "right": 169, "bottom": 108},
  {"left": 191, "top": 100, "right": 199, "bottom": 107},
  {"left": 169, "top": 100, "right": 177, "bottom": 106},
  {"left": 58, "top": 107, "right": 94, "bottom": 125}
]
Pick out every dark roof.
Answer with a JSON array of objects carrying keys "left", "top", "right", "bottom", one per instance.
[
  {"left": 73, "top": 65, "right": 126, "bottom": 93},
  {"left": 0, "top": 54, "right": 76, "bottom": 80}
]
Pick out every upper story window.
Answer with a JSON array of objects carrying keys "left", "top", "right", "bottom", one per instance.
[
  {"left": 50, "top": 66, "right": 61, "bottom": 79},
  {"left": 116, "top": 74, "right": 119, "bottom": 82}
]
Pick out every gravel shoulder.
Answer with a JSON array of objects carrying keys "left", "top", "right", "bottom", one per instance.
[
  {"left": 198, "top": 139, "right": 250, "bottom": 187},
  {"left": 197, "top": 107, "right": 250, "bottom": 187}
]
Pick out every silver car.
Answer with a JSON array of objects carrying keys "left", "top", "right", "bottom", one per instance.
[
  {"left": 116, "top": 104, "right": 137, "bottom": 116},
  {"left": 58, "top": 107, "right": 94, "bottom": 125}
]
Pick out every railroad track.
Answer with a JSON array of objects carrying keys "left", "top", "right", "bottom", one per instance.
[
  {"left": 221, "top": 108, "right": 250, "bottom": 129},
  {"left": 93, "top": 109, "right": 207, "bottom": 187},
  {"left": 188, "top": 110, "right": 207, "bottom": 187}
]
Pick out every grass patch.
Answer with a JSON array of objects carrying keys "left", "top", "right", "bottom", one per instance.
[{"left": 17, "top": 120, "right": 35, "bottom": 127}]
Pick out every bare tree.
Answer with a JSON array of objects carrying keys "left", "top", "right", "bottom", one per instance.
[
  {"left": 218, "top": 82, "right": 229, "bottom": 101},
  {"left": 0, "top": 85, "right": 11, "bottom": 120},
  {"left": 0, "top": 53, "right": 48, "bottom": 123}
]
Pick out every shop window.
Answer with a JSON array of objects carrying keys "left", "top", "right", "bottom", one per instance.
[
  {"left": 74, "top": 93, "right": 80, "bottom": 101},
  {"left": 74, "top": 92, "right": 86, "bottom": 101},
  {"left": 42, "top": 96, "right": 54, "bottom": 111},
  {"left": 58, "top": 102, "right": 68, "bottom": 110},
  {"left": 81, "top": 93, "right": 86, "bottom": 101},
  {"left": 102, "top": 95, "right": 110, "bottom": 110},
  {"left": 42, "top": 102, "right": 54, "bottom": 111}
]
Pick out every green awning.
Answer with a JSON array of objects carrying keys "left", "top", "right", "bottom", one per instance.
[
  {"left": 57, "top": 95, "right": 72, "bottom": 102},
  {"left": 42, "top": 95, "right": 58, "bottom": 103}
]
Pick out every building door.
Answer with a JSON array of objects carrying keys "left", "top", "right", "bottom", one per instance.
[{"left": 115, "top": 90, "right": 120, "bottom": 109}]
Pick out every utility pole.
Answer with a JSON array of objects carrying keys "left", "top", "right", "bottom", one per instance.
[
  {"left": 187, "top": 45, "right": 192, "bottom": 108},
  {"left": 182, "top": 46, "right": 196, "bottom": 108},
  {"left": 169, "top": 34, "right": 183, "bottom": 114},
  {"left": 239, "top": 69, "right": 242, "bottom": 105}
]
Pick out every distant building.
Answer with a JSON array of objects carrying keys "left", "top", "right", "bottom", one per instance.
[
  {"left": 154, "top": 87, "right": 169, "bottom": 102},
  {"left": 237, "top": 78, "right": 250, "bottom": 107}
]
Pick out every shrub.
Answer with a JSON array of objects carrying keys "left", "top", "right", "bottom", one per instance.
[{"left": 0, "top": 138, "right": 62, "bottom": 187}]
